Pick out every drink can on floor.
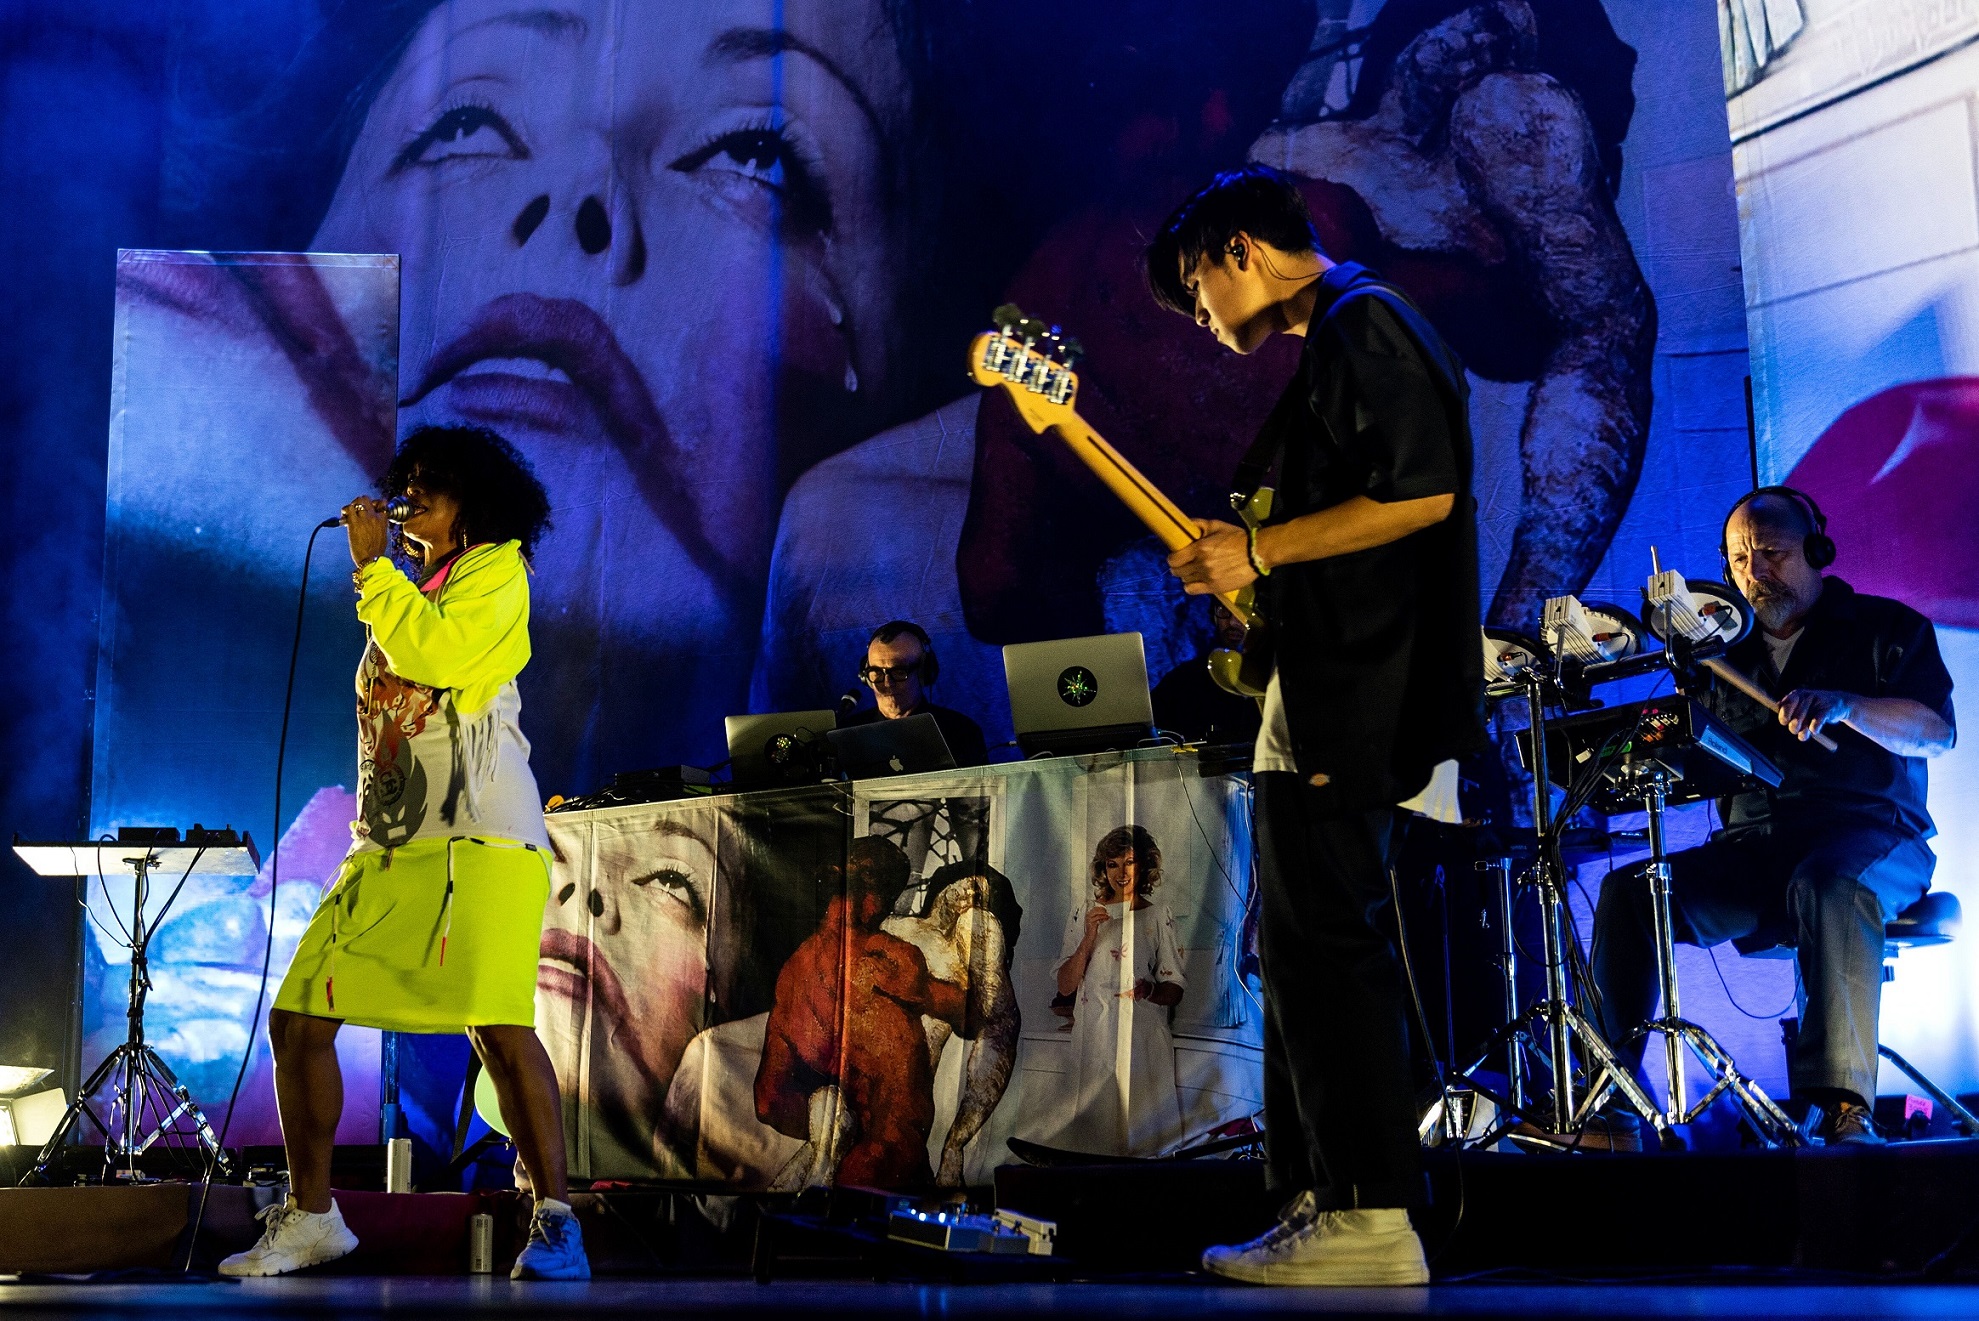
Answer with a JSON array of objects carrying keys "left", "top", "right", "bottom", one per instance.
[
  {"left": 386, "top": 1137, "right": 414, "bottom": 1194},
  {"left": 468, "top": 1212, "right": 494, "bottom": 1274}
]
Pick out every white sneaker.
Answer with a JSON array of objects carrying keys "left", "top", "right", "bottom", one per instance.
[
  {"left": 218, "top": 1198, "right": 359, "bottom": 1277},
  {"left": 511, "top": 1201, "right": 590, "bottom": 1281},
  {"left": 1202, "top": 1192, "right": 1429, "bottom": 1286}
]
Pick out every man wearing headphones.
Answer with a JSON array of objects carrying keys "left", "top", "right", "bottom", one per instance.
[
  {"left": 1589, "top": 487, "right": 1956, "bottom": 1147},
  {"left": 840, "top": 620, "right": 990, "bottom": 767}
]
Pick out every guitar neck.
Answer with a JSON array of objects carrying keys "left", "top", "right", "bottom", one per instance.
[
  {"left": 1049, "top": 415, "right": 1201, "bottom": 552},
  {"left": 1046, "top": 412, "right": 1253, "bottom": 623},
  {"left": 970, "top": 324, "right": 1259, "bottom": 647}
]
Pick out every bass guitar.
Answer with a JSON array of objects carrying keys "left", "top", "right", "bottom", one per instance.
[{"left": 968, "top": 305, "right": 1272, "bottom": 698}]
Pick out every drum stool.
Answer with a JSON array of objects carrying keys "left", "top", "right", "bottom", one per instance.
[{"left": 1876, "top": 891, "right": 1977, "bottom": 1136}]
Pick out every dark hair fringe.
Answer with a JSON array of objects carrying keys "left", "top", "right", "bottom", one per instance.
[
  {"left": 381, "top": 424, "right": 552, "bottom": 559},
  {"left": 1144, "top": 164, "right": 1323, "bottom": 316}
]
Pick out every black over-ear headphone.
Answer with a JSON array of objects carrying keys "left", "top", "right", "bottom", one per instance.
[
  {"left": 1719, "top": 485, "right": 1836, "bottom": 570},
  {"left": 865, "top": 620, "right": 939, "bottom": 685}
]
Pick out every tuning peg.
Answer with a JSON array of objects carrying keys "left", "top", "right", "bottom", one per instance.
[
  {"left": 991, "top": 304, "right": 1023, "bottom": 332},
  {"left": 1060, "top": 336, "right": 1084, "bottom": 367},
  {"left": 1044, "top": 365, "right": 1076, "bottom": 405}
]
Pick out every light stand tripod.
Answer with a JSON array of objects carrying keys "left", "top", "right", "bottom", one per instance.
[{"left": 13, "top": 839, "right": 253, "bottom": 1184}]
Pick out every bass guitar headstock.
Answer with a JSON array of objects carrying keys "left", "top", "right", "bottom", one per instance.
[{"left": 968, "top": 304, "right": 1084, "bottom": 434}]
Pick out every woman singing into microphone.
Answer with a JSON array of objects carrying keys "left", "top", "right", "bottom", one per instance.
[{"left": 221, "top": 424, "right": 586, "bottom": 1281}]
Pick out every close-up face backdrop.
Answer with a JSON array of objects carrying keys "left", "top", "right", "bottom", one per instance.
[
  {"left": 78, "top": 0, "right": 1722, "bottom": 814},
  {"left": 313, "top": 0, "right": 917, "bottom": 780}
]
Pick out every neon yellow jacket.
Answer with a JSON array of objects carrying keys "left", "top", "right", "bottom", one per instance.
[
  {"left": 354, "top": 540, "right": 531, "bottom": 717},
  {"left": 348, "top": 540, "right": 547, "bottom": 851}
]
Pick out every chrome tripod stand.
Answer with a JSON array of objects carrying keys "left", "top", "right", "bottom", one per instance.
[
  {"left": 1577, "top": 762, "right": 1800, "bottom": 1144},
  {"left": 1483, "top": 666, "right": 1667, "bottom": 1142},
  {"left": 1446, "top": 585, "right": 1805, "bottom": 1150}
]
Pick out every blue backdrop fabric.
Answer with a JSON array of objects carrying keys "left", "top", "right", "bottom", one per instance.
[{"left": 1727, "top": 0, "right": 1979, "bottom": 1098}]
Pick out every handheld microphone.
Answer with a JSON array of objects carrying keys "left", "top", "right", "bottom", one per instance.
[
  {"left": 837, "top": 686, "right": 863, "bottom": 714},
  {"left": 318, "top": 497, "right": 414, "bottom": 530}
]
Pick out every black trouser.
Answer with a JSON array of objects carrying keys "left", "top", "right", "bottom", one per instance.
[
  {"left": 1590, "top": 820, "right": 1934, "bottom": 1107},
  {"left": 1255, "top": 772, "right": 1420, "bottom": 1209}
]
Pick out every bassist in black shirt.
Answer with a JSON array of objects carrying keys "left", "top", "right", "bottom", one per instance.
[{"left": 1150, "top": 164, "right": 1483, "bottom": 1287}]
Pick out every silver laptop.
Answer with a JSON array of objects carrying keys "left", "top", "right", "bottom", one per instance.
[
  {"left": 724, "top": 709, "right": 837, "bottom": 785},
  {"left": 1003, "top": 633, "right": 1155, "bottom": 757},
  {"left": 827, "top": 712, "right": 957, "bottom": 780}
]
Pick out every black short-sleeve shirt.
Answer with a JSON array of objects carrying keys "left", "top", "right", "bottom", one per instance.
[
  {"left": 1705, "top": 577, "right": 1954, "bottom": 838},
  {"left": 1254, "top": 263, "right": 1487, "bottom": 811}
]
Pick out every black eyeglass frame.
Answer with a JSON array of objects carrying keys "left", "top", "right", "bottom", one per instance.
[{"left": 858, "top": 662, "right": 924, "bottom": 685}]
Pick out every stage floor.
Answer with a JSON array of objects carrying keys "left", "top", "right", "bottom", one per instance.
[{"left": 3, "top": 1276, "right": 1979, "bottom": 1320}]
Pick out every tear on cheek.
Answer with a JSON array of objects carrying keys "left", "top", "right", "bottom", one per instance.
[{"left": 777, "top": 263, "right": 850, "bottom": 382}]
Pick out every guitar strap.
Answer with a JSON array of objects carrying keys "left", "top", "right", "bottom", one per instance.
[{"left": 1229, "top": 261, "right": 1470, "bottom": 501}]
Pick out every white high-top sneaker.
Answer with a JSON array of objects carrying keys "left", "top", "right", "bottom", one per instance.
[
  {"left": 218, "top": 1198, "right": 359, "bottom": 1277},
  {"left": 1202, "top": 1191, "right": 1429, "bottom": 1286}
]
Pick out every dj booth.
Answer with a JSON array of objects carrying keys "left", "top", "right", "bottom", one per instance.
[{"left": 532, "top": 745, "right": 1263, "bottom": 1189}]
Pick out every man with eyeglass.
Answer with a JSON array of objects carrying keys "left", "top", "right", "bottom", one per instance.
[{"left": 839, "top": 620, "right": 990, "bottom": 767}]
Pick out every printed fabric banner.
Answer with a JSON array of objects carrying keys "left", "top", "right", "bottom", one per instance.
[
  {"left": 85, "top": 250, "right": 401, "bottom": 1144},
  {"left": 539, "top": 747, "right": 1259, "bottom": 1188},
  {"left": 1726, "top": 0, "right": 1979, "bottom": 1094}
]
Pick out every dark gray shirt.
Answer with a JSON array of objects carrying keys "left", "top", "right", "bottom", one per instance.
[{"left": 1707, "top": 577, "right": 1954, "bottom": 838}]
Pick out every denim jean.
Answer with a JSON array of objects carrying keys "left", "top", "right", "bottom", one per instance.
[{"left": 1589, "top": 819, "right": 1934, "bottom": 1106}]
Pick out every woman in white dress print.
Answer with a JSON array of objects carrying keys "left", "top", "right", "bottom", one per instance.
[{"left": 1049, "top": 825, "right": 1188, "bottom": 1156}]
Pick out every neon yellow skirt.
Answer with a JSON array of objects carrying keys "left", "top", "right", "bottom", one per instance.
[{"left": 274, "top": 835, "right": 550, "bottom": 1031}]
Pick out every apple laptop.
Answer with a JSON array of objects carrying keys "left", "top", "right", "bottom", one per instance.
[{"left": 827, "top": 713, "right": 958, "bottom": 780}]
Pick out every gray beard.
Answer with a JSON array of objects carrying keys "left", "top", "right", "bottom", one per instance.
[{"left": 1749, "top": 590, "right": 1806, "bottom": 634}]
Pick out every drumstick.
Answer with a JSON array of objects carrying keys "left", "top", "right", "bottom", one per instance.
[{"left": 1700, "top": 657, "right": 1839, "bottom": 752}]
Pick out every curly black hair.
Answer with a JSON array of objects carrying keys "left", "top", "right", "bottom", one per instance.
[{"left": 380, "top": 424, "right": 552, "bottom": 559}]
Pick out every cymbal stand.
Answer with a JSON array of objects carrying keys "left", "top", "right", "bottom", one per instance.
[
  {"left": 26, "top": 849, "right": 235, "bottom": 1184},
  {"left": 1579, "top": 762, "right": 1800, "bottom": 1145},
  {"left": 1473, "top": 669, "right": 1667, "bottom": 1141}
]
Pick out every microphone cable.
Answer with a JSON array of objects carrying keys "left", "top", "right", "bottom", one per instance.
[{"left": 181, "top": 521, "right": 332, "bottom": 1271}]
